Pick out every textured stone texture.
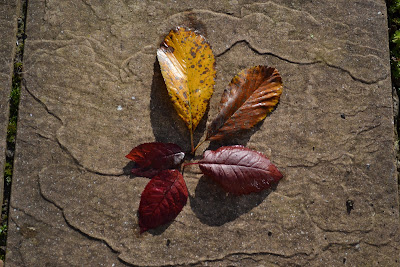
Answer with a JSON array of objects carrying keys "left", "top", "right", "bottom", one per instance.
[
  {"left": 0, "top": 0, "right": 18, "bottom": 207},
  {"left": 6, "top": 0, "right": 400, "bottom": 266}
]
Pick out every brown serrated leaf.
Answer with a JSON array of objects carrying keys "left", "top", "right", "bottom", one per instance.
[{"left": 206, "top": 66, "right": 282, "bottom": 141}]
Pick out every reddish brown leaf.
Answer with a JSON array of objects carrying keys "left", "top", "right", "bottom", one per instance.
[
  {"left": 125, "top": 142, "right": 185, "bottom": 178},
  {"left": 198, "top": 145, "right": 283, "bottom": 195},
  {"left": 139, "top": 169, "right": 188, "bottom": 233},
  {"left": 206, "top": 66, "right": 283, "bottom": 141}
]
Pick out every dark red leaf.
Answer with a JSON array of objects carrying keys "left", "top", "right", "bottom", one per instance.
[
  {"left": 198, "top": 145, "right": 283, "bottom": 195},
  {"left": 125, "top": 142, "right": 185, "bottom": 178},
  {"left": 206, "top": 66, "right": 283, "bottom": 141},
  {"left": 139, "top": 169, "right": 188, "bottom": 233}
]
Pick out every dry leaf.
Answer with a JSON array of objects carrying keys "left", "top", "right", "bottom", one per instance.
[
  {"left": 198, "top": 145, "right": 283, "bottom": 195},
  {"left": 157, "top": 27, "right": 216, "bottom": 150},
  {"left": 139, "top": 169, "right": 188, "bottom": 233},
  {"left": 206, "top": 66, "right": 282, "bottom": 141},
  {"left": 125, "top": 142, "right": 185, "bottom": 178}
]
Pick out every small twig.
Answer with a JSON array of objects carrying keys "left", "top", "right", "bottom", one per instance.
[
  {"left": 192, "top": 139, "right": 206, "bottom": 154},
  {"left": 182, "top": 161, "right": 200, "bottom": 170},
  {"left": 190, "top": 129, "right": 194, "bottom": 154}
]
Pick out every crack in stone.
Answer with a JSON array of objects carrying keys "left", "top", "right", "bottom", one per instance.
[
  {"left": 37, "top": 174, "right": 124, "bottom": 258},
  {"left": 324, "top": 62, "right": 389, "bottom": 85},
  {"left": 6, "top": 218, "right": 28, "bottom": 267},
  {"left": 216, "top": 39, "right": 388, "bottom": 85},
  {"left": 351, "top": 122, "right": 382, "bottom": 136},
  {"left": 321, "top": 241, "right": 361, "bottom": 252},
  {"left": 11, "top": 205, "right": 123, "bottom": 266},
  {"left": 300, "top": 201, "right": 373, "bottom": 241},
  {"left": 61, "top": 211, "right": 121, "bottom": 255},
  {"left": 22, "top": 78, "right": 63, "bottom": 124},
  {"left": 215, "top": 39, "right": 321, "bottom": 66},
  {"left": 10, "top": 205, "right": 53, "bottom": 228},
  {"left": 35, "top": 132, "right": 53, "bottom": 141},
  {"left": 37, "top": 177, "right": 64, "bottom": 212},
  {"left": 31, "top": 186, "right": 126, "bottom": 266},
  {"left": 363, "top": 240, "right": 393, "bottom": 248},
  {"left": 54, "top": 137, "right": 124, "bottom": 177},
  {"left": 23, "top": 78, "right": 126, "bottom": 177},
  {"left": 173, "top": 251, "right": 312, "bottom": 267}
]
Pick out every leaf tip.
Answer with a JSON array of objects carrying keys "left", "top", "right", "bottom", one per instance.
[
  {"left": 139, "top": 225, "right": 148, "bottom": 234},
  {"left": 269, "top": 163, "right": 283, "bottom": 181}
]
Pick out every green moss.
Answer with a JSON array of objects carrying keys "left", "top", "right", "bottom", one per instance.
[
  {"left": 1, "top": 0, "right": 28, "bottom": 261},
  {"left": 391, "top": 31, "right": 400, "bottom": 82},
  {"left": 389, "top": 0, "right": 400, "bottom": 13},
  {"left": 389, "top": 0, "right": 400, "bottom": 83},
  {"left": 0, "top": 219, "right": 7, "bottom": 260}
]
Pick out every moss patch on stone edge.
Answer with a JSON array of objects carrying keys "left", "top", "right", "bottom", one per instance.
[{"left": 0, "top": 0, "right": 28, "bottom": 261}]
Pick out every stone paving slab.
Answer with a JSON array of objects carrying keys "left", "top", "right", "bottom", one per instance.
[
  {"left": 6, "top": 0, "right": 400, "bottom": 266},
  {"left": 0, "top": 1, "right": 18, "bottom": 207}
]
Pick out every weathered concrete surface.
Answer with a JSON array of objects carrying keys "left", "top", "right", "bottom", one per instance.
[
  {"left": 0, "top": 1, "right": 18, "bottom": 207},
  {"left": 6, "top": 0, "right": 400, "bottom": 266}
]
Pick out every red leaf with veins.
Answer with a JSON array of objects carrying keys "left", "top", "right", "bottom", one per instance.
[
  {"left": 139, "top": 169, "right": 188, "bottom": 233},
  {"left": 198, "top": 145, "right": 283, "bottom": 195},
  {"left": 125, "top": 142, "right": 185, "bottom": 178}
]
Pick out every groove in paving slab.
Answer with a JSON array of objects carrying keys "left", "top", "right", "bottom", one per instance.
[
  {"left": 0, "top": 0, "right": 28, "bottom": 261},
  {"left": 387, "top": 0, "right": 400, "bottom": 210}
]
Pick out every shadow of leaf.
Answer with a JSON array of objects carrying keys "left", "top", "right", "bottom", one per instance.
[
  {"left": 150, "top": 58, "right": 209, "bottom": 153},
  {"left": 150, "top": 58, "right": 189, "bottom": 150},
  {"left": 145, "top": 219, "right": 174, "bottom": 236},
  {"left": 206, "top": 122, "right": 264, "bottom": 151},
  {"left": 122, "top": 161, "right": 136, "bottom": 176},
  {"left": 189, "top": 175, "right": 272, "bottom": 226}
]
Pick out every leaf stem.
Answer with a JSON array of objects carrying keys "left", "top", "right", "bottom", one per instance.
[
  {"left": 190, "top": 129, "right": 194, "bottom": 154},
  {"left": 182, "top": 161, "right": 201, "bottom": 178},
  {"left": 192, "top": 139, "right": 206, "bottom": 154},
  {"left": 183, "top": 162, "right": 200, "bottom": 168}
]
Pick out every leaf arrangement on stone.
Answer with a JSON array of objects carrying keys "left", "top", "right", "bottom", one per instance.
[{"left": 125, "top": 26, "right": 284, "bottom": 233}]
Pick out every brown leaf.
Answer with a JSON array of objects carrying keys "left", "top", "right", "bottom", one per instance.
[{"left": 206, "top": 66, "right": 282, "bottom": 141}]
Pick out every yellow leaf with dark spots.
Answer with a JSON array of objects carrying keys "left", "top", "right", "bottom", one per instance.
[{"left": 157, "top": 27, "right": 216, "bottom": 137}]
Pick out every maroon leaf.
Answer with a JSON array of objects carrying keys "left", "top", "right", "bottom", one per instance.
[
  {"left": 139, "top": 169, "right": 188, "bottom": 233},
  {"left": 125, "top": 142, "right": 185, "bottom": 178},
  {"left": 198, "top": 145, "right": 283, "bottom": 195}
]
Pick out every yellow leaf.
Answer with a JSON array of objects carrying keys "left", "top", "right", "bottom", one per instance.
[{"left": 157, "top": 27, "right": 216, "bottom": 136}]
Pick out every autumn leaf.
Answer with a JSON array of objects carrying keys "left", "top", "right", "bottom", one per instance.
[
  {"left": 157, "top": 27, "right": 216, "bottom": 151},
  {"left": 198, "top": 145, "right": 283, "bottom": 195},
  {"left": 139, "top": 169, "right": 188, "bottom": 233},
  {"left": 125, "top": 142, "right": 185, "bottom": 178},
  {"left": 206, "top": 66, "right": 282, "bottom": 141}
]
